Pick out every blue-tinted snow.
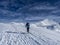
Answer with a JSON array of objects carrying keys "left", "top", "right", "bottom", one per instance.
[{"left": 0, "top": 20, "right": 60, "bottom": 45}]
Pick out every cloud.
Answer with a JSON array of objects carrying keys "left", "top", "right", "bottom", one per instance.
[
  {"left": 30, "top": 6, "right": 57, "bottom": 10},
  {"left": 29, "top": 2, "right": 57, "bottom": 10},
  {"left": 0, "top": 2, "right": 60, "bottom": 23},
  {"left": 51, "top": 9, "right": 60, "bottom": 13}
]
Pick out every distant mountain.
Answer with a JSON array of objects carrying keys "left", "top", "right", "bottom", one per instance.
[{"left": 36, "top": 19, "right": 57, "bottom": 27}]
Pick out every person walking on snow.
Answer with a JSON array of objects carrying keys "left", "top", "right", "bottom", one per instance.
[{"left": 25, "top": 22, "right": 30, "bottom": 33}]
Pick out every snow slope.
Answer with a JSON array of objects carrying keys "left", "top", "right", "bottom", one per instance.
[
  {"left": 0, "top": 21, "right": 60, "bottom": 45},
  {"left": 36, "top": 19, "right": 57, "bottom": 26},
  {"left": 36, "top": 19, "right": 60, "bottom": 31}
]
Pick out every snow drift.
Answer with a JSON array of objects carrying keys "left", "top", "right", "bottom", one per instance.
[{"left": 0, "top": 19, "right": 60, "bottom": 45}]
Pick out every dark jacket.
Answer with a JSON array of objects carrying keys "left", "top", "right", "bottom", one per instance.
[{"left": 26, "top": 23, "right": 30, "bottom": 28}]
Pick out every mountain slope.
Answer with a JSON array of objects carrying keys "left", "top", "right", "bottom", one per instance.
[{"left": 0, "top": 22, "right": 60, "bottom": 45}]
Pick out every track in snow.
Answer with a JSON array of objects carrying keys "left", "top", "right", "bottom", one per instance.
[
  {"left": 0, "top": 31, "right": 60, "bottom": 45},
  {"left": 0, "top": 32, "right": 41, "bottom": 45}
]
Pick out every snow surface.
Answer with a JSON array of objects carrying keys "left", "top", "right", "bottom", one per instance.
[
  {"left": 36, "top": 19, "right": 57, "bottom": 26},
  {"left": 0, "top": 19, "right": 60, "bottom": 45}
]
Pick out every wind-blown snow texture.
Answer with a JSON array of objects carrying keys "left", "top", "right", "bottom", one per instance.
[{"left": 0, "top": 19, "right": 60, "bottom": 45}]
